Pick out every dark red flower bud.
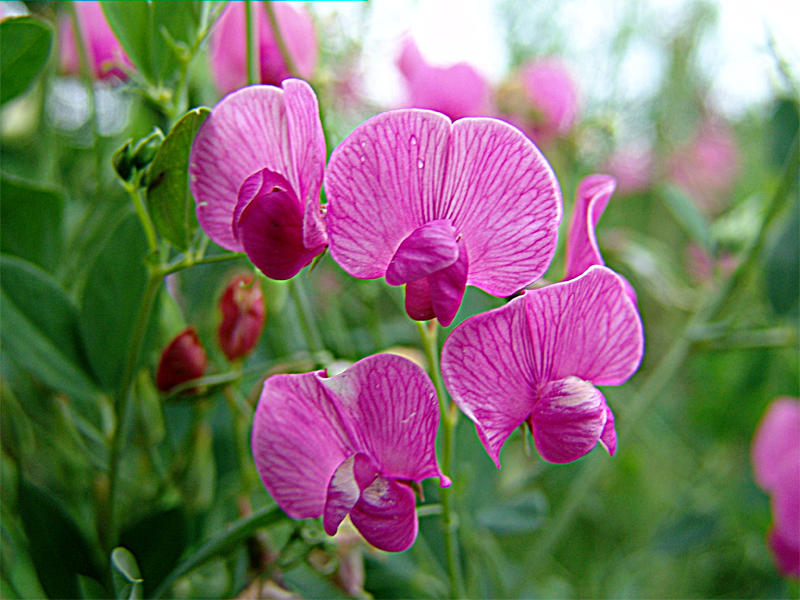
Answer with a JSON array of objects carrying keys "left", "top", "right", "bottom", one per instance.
[
  {"left": 156, "top": 326, "right": 207, "bottom": 392},
  {"left": 218, "top": 274, "right": 266, "bottom": 361}
]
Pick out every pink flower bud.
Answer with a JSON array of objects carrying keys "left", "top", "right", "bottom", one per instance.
[
  {"left": 518, "top": 58, "right": 579, "bottom": 144},
  {"left": 218, "top": 274, "right": 265, "bottom": 361},
  {"left": 156, "top": 327, "right": 208, "bottom": 392},
  {"left": 58, "top": 1, "right": 132, "bottom": 81}
]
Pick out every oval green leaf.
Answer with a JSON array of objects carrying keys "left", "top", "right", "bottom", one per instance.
[{"left": 0, "top": 16, "right": 53, "bottom": 105}]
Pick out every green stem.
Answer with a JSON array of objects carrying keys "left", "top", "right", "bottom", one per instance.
[
  {"left": 417, "top": 320, "right": 464, "bottom": 599},
  {"left": 223, "top": 383, "right": 257, "bottom": 493},
  {"left": 517, "top": 129, "right": 799, "bottom": 589},
  {"left": 289, "top": 277, "right": 323, "bottom": 356},
  {"left": 161, "top": 251, "right": 246, "bottom": 277},
  {"left": 105, "top": 272, "right": 162, "bottom": 553},
  {"left": 152, "top": 505, "right": 288, "bottom": 598},
  {"left": 264, "top": 0, "right": 299, "bottom": 78},
  {"left": 125, "top": 183, "right": 159, "bottom": 254},
  {"left": 244, "top": 0, "right": 258, "bottom": 86}
]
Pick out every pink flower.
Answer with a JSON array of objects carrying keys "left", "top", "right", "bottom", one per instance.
[
  {"left": 442, "top": 266, "right": 643, "bottom": 465},
  {"left": 218, "top": 273, "right": 265, "bottom": 361},
  {"left": 669, "top": 118, "right": 740, "bottom": 215},
  {"left": 325, "top": 110, "right": 562, "bottom": 326},
  {"left": 156, "top": 327, "right": 208, "bottom": 392},
  {"left": 59, "top": 1, "right": 131, "bottom": 81},
  {"left": 251, "top": 354, "right": 450, "bottom": 552},
  {"left": 396, "top": 37, "right": 492, "bottom": 121},
  {"left": 189, "top": 79, "right": 327, "bottom": 280},
  {"left": 513, "top": 58, "right": 579, "bottom": 145},
  {"left": 209, "top": 1, "right": 317, "bottom": 96},
  {"left": 603, "top": 146, "right": 653, "bottom": 196},
  {"left": 751, "top": 397, "right": 800, "bottom": 578}
]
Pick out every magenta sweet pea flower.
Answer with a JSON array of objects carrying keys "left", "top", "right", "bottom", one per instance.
[
  {"left": 516, "top": 58, "right": 579, "bottom": 145},
  {"left": 442, "top": 266, "right": 643, "bottom": 466},
  {"left": 325, "top": 109, "right": 562, "bottom": 326},
  {"left": 209, "top": 1, "right": 317, "bottom": 96},
  {"left": 396, "top": 37, "right": 493, "bottom": 121},
  {"left": 751, "top": 397, "right": 800, "bottom": 578},
  {"left": 252, "top": 354, "right": 450, "bottom": 552},
  {"left": 189, "top": 79, "right": 327, "bottom": 280},
  {"left": 603, "top": 146, "right": 654, "bottom": 196},
  {"left": 59, "top": 0, "right": 132, "bottom": 81}
]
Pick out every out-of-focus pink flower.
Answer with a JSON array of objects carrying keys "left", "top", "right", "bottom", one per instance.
[
  {"left": 507, "top": 58, "right": 579, "bottom": 145},
  {"left": 751, "top": 397, "right": 800, "bottom": 578},
  {"left": 156, "top": 327, "right": 208, "bottom": 392},
  {"left": 251, "top": 354, "right": 450, "bottom": 552},
  {"left": 669, "top": 118, "right": 740, "bottom": 215},
  {"left": 218, "top": 274, "right": 265, "bottom": 361},
  {"left": 442, "top": 266, "right": 643, "bottom": 466},
  {"left": 603, "top": 146, "right": 654, "bottom": 196},
  {"left": 325, "top": 109, "right": 561, "bottom": 327},
  {"left": 59, "top": 1, "right": 131, "bottom": 81},
  {"left": 396, "top": 37, "right": 492, "bottom": 121},
  {"left": 685, "top": 243, "right": 738, "bottom": 286},
  {"left": 209, "top": 1, "right": 317, "bottom": 96}
]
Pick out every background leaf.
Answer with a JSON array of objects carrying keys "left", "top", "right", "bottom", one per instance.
[
  {"left": 659, "top": 183, "right": 714, "bottom": 253},
  {"left": 0, "top": 16, "right": 53, "bottom": 105},
  {"left": 111, "top": 547, "right": 144, "bottom": 600},
  {"left": 0, "top": 255, "right": 101, "bottom": 402},
  {"left": 0, "top": 176, "right": 64, "bottom": 273},
  {"left": 146, "top": 107, "right": 209, "bottom": 251}
]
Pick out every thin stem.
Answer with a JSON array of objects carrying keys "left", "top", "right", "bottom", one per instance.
[
  {"left": 125, "top": 183, "right": 158, "bottom": 254},
  {"left": 223, "top": 383, "right": 257, "bottom": 494},
  {"left": 417, "top": 320, "right": 464, "bottom": 599},
  {"left": 161, "top": 251, "right": 246, "bottom": 277},
  {"left": 244, "top": 0, "right": 258, "bottom": 86},
  {"left": 289, "top": 277, "right": 323, "bottom": 356},
  {"left": 516, "top": 130, "right": 800, "bottom": 589},
  {"left": 264, "top": 0, "right": 299, "bottom": 78},
  {"left": 105, "top": 272, "right": 163, "bottom": 553}
]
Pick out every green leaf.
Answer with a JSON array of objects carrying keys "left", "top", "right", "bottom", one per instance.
[
  {"left": 765, "top": 202, "right": 799, "bottom": 316},
  {"left": 119, "top": 507, "right": 186, "bottom": 598},
  {"left": 111, "top": 548, "right": 144, "bottom": 600},
  {"left": 0, "top": 255, "right": 102, "bottom": 401},
  {"left": 78, "top": 214, "right": 151, "bottom": 392},
  {"left": 17, "top": 477, "right": 105, "bottom": 599},
  {"left": 0, "top": 176, "right": 64, "bottom": 273},
  {"left": 146, "top": 108, "right": 210, "bottom": 250},
  {"left": 659, "top": 183, "right": 714, "bottom": 253},
  {"left": 100, "top": 1, "right": 205, "bottom": 87},
  {"left": 0, "top": 16, "right": 53, "bottom": 105},
  {"left": 475, "top": 490, "right": 548, "bottom": 535}
]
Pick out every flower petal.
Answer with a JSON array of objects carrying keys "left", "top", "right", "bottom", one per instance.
[
  {"left": 530, "top": 376, "right": 607, "bottom": 464},
  {"left": 405, "top": 278, "right": 436, "bottom": 322},
  {"left": 751, "top": 397, "right": 800, "bottom": 492},
  {"left": 324, "top": 453, "right": 379, "bottom": 536},
  {"left": 238, "top": 186, "right": 323, "bottom": 280},
  {"left": 252, "top": 371, "right": 353, "bottom": 519},
  {"left": 283, "top": 79, "right": 328, "bottom": 250},
  {"left": 350, "top": 476, "right": 418, "bottom": 552},
  {"left": 443, "top": 118, "right": 561, "bottom": 296},
  {"left": 385, "top": 220, "right": 458, "bottom": 286},
  {"left": 326, "top": 110, "right": 453, "bottom": 279},
  {"left": 232, "top": 168, "right": 296, "bottom": 240},
  {"left": 428, "top": 236, "right": 469, "bottom": 327},
  {"left": 318, "top": 354, "right": 448, "bottom": 484},
  {"left": 598, "top": 401, "right": 618, "bottom": 456},
  {"left": 772, "top": 451, "right": 800, "bottom": 548},
  {"left": 524, "top": 266, "right": 643, "bottom": 385},
  {"left": 768, "top": 527, "right": 800, "bottom": 578},
  {"left": 441, "top": 296, "right": 536, "bottom": 467},
  {"left": 564, "top": 174, "right": 615, "bottom": 280}
]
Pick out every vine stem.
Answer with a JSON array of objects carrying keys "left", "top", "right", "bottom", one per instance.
[
  {"left": 289, "top": 277, "right": 323, "bottom": 357},
  {"left": 516, "top": 133, "right": 799, "bottom": 590},
  {"left": 264, "top": 0, "right": 300, "bottom": 78},
  {"left": 417, "top": 320, "right": 465, "bottom": 599},
  {"left": 244, "top": 0, "right": 258, "bottom": 86},
  {"left": 125, "top": 182, "right": 158, "bottom": 254}
]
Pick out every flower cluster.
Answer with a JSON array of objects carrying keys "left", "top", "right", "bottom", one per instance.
[{"left": 190, "top": 76, "right": 643, "bottom": 552}]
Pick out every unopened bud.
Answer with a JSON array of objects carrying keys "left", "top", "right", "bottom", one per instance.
[
  {"left": 156, "top": 326, "right": 207, "bottom": 392},
  {"left": 218, "top": 274, "right": 266, "bottom": 361},
  {"left": 131, "top": 128, "right": 164, "bottom": 170},
  {"left": 112, "top": 139, "right": 134, "bottom": 181}
]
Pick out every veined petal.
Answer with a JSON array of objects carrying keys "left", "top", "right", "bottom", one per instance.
[
  {"left": 598, "top": 401, "right": 618, "bottom": 456},
  {"left": 324, "top": 453, "right": 379, "bottom": 536},
  {"left": 524, "top": 266, "right": 643, "bottom": 386},
  {"left": 350, "top": 476, "right": 418, "bottom": 553},
  {"left": 428, "top": 236, "right": 469, "bottom": 327},
  {"left": 385, "top": 220, "right": 458, "bottom": 285},
  {"left": 441, "top": 296, "right": 537, "bottom": 467},
  {"left": 564, "top": 175, "right": 615, "bottom": 280},
  {"left": 443, "top": 118, "right": 561, "bottom": 296},
  {"left": 318, "top": 354, "right": 448, "bottom": 484},
  {"left": 232, "top": 168, "right": 296, "bottom": 240},
  {"left": 530, "top": 377, "right": 607, "bottom": 464},
  {"left": 238, "top": 186, "right": 323, "bottom": 280},
  {"left": 751, "top": 397, "right": 800, "bottom": 492},
  {"left": 326, "top": 110, "right": 452, "bottom": 279},
  {"left": 252, "top": 372, "right": 353, "bottom": 519},
  {"left": 283, "top": 79, "right": 328, "bottom": 250}
]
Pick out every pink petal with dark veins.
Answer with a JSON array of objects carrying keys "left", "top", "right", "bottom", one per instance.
[
  {"left": 428, "top": 236, "right": 469, "bottom": 327},
  {"left": 324, "top": 453, "right": 379, "bottom": 536},
  {"left": 350, "top": 476, "right": 419, "bottom": 553},
  {"left": 564, "top": 175, "right": 616, "bottom": 280},
  {"left": 385, "top": 220, "right": 459, "bottom": 285}
]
